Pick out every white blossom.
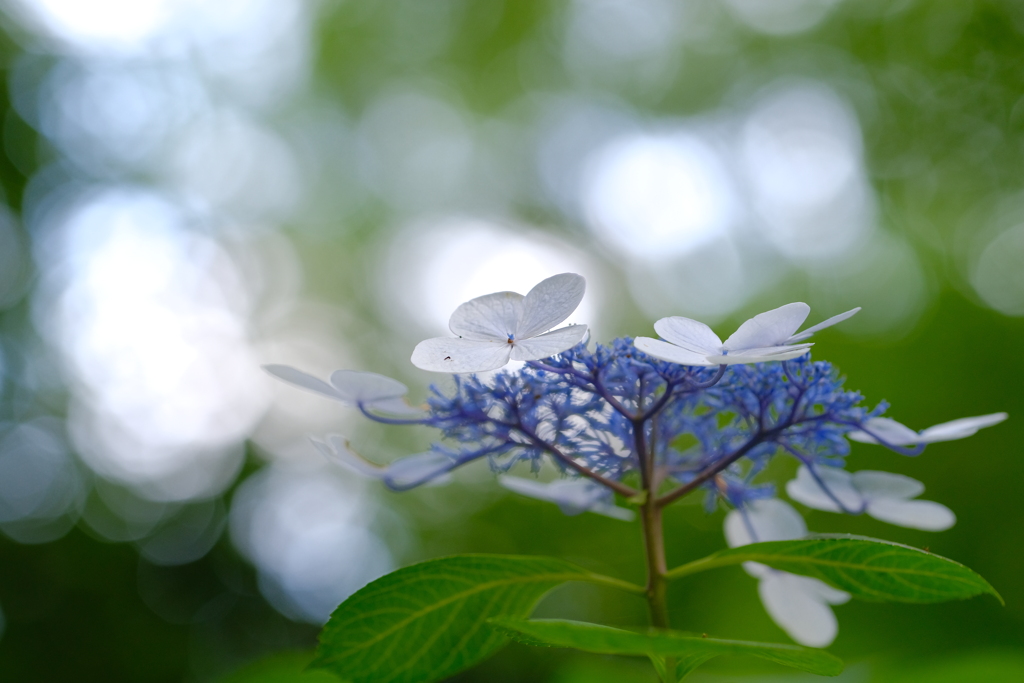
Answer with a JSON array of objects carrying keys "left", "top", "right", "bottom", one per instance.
[
  {"left": 724, "top": 499, "right": 850, "bottom": 647},
  {"left": 311, "top": 435, "right": 453, "bottom": 489},
  {"left": 411, "top": 273, "right": 588, "bottom": 373},
  {"left": 848, "top": 413, "right": 1008, "bottom": 446},
  {"left": 498, "top": 475, "right": 635, "bottom": 521},
  {"left": 635, "top": 303, "right": 859, "bottom": 367},
  {"left": 263, "top": 365, "right": 424, "bottom": 415},
  {"left": 786, "top": 465, "right": 955, "bottom": 531}
]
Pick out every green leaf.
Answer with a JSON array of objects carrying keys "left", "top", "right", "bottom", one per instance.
[
  {"left": 311, "top": 554, "right": 643, "bottom": 683},
  {"left": 489, "top": 618, "right": 844, "bottom": 679},
  {"left": 666, "top": 535, "right": 1002, "bottom": 604}
]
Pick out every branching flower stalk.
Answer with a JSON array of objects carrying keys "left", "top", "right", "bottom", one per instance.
[{"left": 266, "top": 274, "right": 1006, "bottom": 681}]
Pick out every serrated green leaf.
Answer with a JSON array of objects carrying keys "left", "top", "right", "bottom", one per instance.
[
  {"left": 489, "top": 618, "right": 844, "bottom": 679},
  {"left": 311, "top": 554, "right": 643, "bottom": 683},
  {"left": 666, "top": 535, "right": 1002, "bottom": 604}
]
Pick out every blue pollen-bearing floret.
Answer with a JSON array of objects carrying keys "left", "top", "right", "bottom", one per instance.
[{"left": 394, "top": 338, "right": 896, "bottom": 514}]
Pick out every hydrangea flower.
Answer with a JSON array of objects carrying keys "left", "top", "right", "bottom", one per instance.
[
  {"left": 634, "top": 303, "right": 859, "bottom": 367},
  {"left": 724, "top": 499, "right": 850, "bottom": 648},
  {"left": 411, "top": 273, "right": 588, "bottom": 373},
  {"left": 786, "top": 465, "right": 954, "bottom": 531},
  {"left": 266, "top": 272, "right": 1007, "bottom": 649},
  {"left": 848, "top": 413, "right": 1007, "bottom": 446}
]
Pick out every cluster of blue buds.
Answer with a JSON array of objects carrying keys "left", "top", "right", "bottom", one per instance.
[{"left": 266, "top": 274, "right": 1006, "bottom": 647}]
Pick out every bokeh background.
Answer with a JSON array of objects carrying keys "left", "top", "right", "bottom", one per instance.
[{"left": 0, "top": 0, "right": 1022, "bottom": 681}]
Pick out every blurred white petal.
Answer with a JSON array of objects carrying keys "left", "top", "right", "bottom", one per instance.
[
  {"left": 498, "top": 475, "right": 633, "bottom": 521},
  {"left": 310, "top": 435, "right": 381, "bottom": 479},
  {"left": 263, "top": 364, "right": 344, "bottom": 402},
  {"left": 364, "top": 398, "right": 429, "bottom": 418},
  {"left": 329, "top": 370, "right": 408, "bottom": 403},
  {"left": 847, "top": 417, "right": 922, "bottom": 445},
  {"left": 724, "top": 498, "right": 806, "bottom": 548},
  {"left": 866, "top": 499, "right": 956, "bottom": 531},
  {"left": 850, "top": 413, "right": 1007, "bottom": 445},
  {"left": 918, "top": 413, "right": 1009, "bottom": 442},
  {"left": 382, "top": 452, "right": 455, "bottom": 489},
  {"left": 758, "top": 572, "right": 848, "bottom": 648},
  {"left": 851, "top": 470, "right": 924, "bottom": 500},
  {"left": 788, "top": 466, "right": 956, "bottom": 532},
  {"left": 786, "top": 465, "right": 861, "bottom": 513}
]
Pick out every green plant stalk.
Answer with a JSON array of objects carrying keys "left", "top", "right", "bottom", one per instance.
[{"left": 635, "top": 413, "right": 677, "bottom": 682}]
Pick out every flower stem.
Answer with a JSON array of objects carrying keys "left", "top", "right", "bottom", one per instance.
[
  {"left": 641, "top": 500, "right": 670, "bottom": 628},
  {"left": 636, "top": 408, "right": 675, "bottom": 680}
]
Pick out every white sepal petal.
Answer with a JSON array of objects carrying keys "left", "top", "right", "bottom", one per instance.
[
  {"left": 498, "top": 476, "right": 634, "bottom": 521},
  {"left": 866, "top": 499, "right": 956, "bottom": 531},
  {"left": 510, "top": 325, "right": 588, "bottom": 361},
  {"left": 382, "top": 452, "right": 455, "bottom": 489},
  {"left": 724, "top": 499, "right": 807, "bottom": 548},
  {"left": 851, "top": 470, "right": 924, "bottom": 500},
  {"left": 787, "top": 307, "right": 861, "bottom": 343},
  {"left": 448, "top": 291, "right": 524, "bottom": 340},
  {"left": 263, "top": 364, "right": 345, "bottom": 401},
  {"left": 311, "top": 435, "right": 382, "bottom": 478},
  {"left": 723, "top": 303, "right": 811, "bottom": 351},
  {"left": 411, "top": 337, "right": 513, "bottom": 373},
  {"left": 786, "top": 466, "right": 862, "bottom": 513},
  {"left": 652, "top": 316, "right": 722, "bottom": 355},
  {"left": 364, "top": 397, "right": 429, "bottom": 417},
  {"left": 846, "top": 417, "right": 921, "bottom": 445},
  {"left": 918, "top": 413, "right": 1009, "bottom": 442},
  {"left": 634, "top": 337, "right": 717, "bottom": 366},
  {"left": 758, "top": 572, "right": 848, "bottom": 648},
  {"left": 329, "top": 370, "right": 408, "bottom": 403},
  {"left": 516, "top": 273, "right": 586, "bottom": 340},
  {"left": 704, "top": 345, "right": 812, "bottom": 365}
]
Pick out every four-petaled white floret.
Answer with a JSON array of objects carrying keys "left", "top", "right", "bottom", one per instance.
[
  {"left": 410, "top": 273, "right": 588, "bottom": 373},
  {"left": 786, "top": 465, "right": 955, "bottom": 531},
  {"left": 724, "top": 499, "right": 851, "bottom": 648},
  {"left": 635, "top": 303, "right": 859, "bottom": 367}
]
